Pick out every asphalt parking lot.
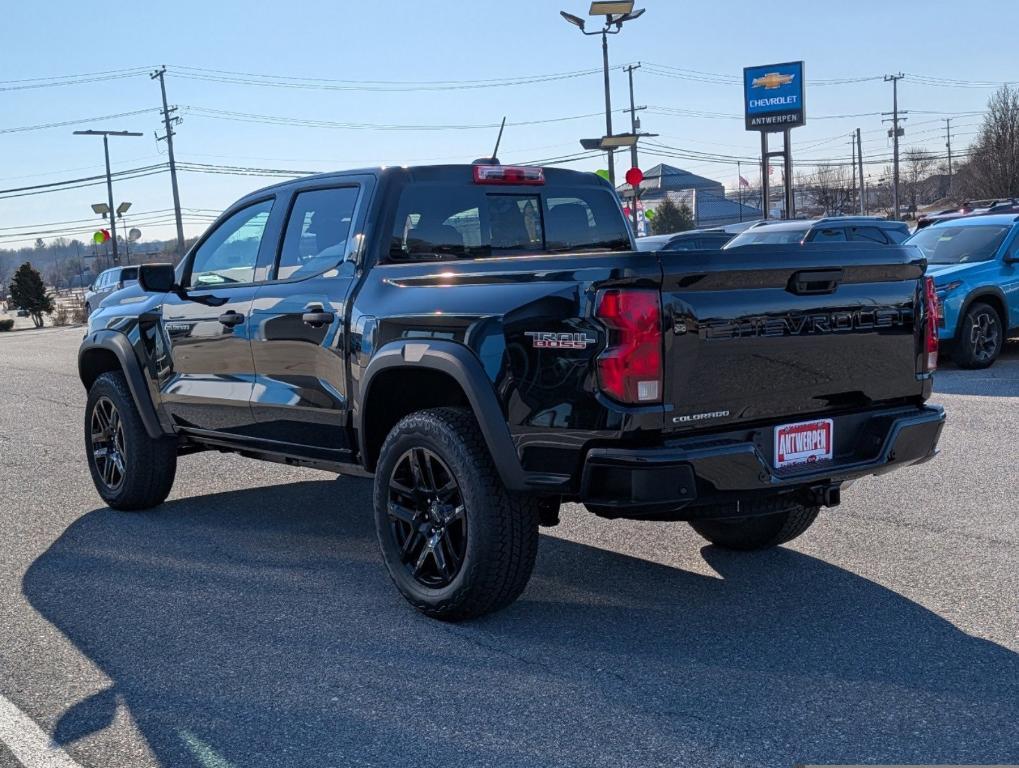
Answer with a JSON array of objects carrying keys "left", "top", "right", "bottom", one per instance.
[{"left": 0, "top": 327, "right": 1016, "bottom": 768}]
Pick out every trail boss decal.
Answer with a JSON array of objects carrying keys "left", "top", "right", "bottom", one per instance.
[{"left": 524, "top": 332, "right": 596, "bottom": 350}]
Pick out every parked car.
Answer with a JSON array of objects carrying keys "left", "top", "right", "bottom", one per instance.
[
  {"left": 79, "top": 163, "right": 943, "bottom": 620},
  {"left": 84, "top": 266, "right": 138, "bottom": 316},
  {"left": 916, "top": 199, "right": 1019, "bottom": 230},
  {"left": 724, "top": 216, "right": 911, "bottom": 248},
  {"left": 905, "top": 213, "right": 1019, "bottom": 368},
  {"left": 635, "top": 227, "right": 734, "bottom": 252}
]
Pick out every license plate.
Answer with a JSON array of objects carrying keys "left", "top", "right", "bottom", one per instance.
[{"left": 774, "top": 418, "right": 833, "bottom": 469}]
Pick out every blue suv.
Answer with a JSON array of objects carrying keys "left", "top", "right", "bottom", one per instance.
[{"left": 906, "top": 214, "right": 1019, "bottom": 368}]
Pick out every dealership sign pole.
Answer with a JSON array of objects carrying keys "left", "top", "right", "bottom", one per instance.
[{"left": 743, "top": 61, "right": 805, "bottom": 219}]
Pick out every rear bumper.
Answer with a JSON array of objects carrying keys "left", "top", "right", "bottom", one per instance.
[{"left": 579, "top": 404, "right": 944, "bottom": 515}]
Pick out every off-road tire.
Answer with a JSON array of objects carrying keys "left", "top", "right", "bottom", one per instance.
[
  {"left": 689, "top": 497, "right": 820, "bottom": 551},
  {"left": 373, "top": 407, "right": 540, "bottom": 621},
  {"left": 952, "top": 301, "right": 1003, "bottom": 370},
  {"left": 85, "top": 371, "right": 177, "bottom": 510}
]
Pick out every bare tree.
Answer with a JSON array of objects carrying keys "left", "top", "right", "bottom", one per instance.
[
  {"left": 803, "top": 163, "right": 855, "bottom": 216},
  {"left": 902, "top": 147, "right": 938, "bottom": 217},
  {"left": 957, "top": 85, "right": 1019, "bottom": 199}
]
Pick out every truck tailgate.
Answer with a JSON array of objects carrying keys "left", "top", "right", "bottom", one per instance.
[{"left": 659, "top": 244, "right": 926, "bottom": 434}]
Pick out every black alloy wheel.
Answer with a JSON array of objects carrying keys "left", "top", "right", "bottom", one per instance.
[
  {"left": 387, "top": 447, "right": 467, "bottom": 588},
  {"left": 90, "top": 396, "right": 126, "bottom": 491},
  {"left": 967, "top": 307, "right": 1001, "bottom": 365}
]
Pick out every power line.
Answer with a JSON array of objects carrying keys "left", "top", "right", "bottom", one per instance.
[
  {"left": 0, "top": 67, "right": 151, "bottom": 92},
  {"left": 0, "top": 165, "right": 169, "bottom": 200},
  {"left": 183, "top": 105, "right": 605, "bottom": 131},
  {"left": 0, "top": 108, "right": 160, "bottom": 135},
  {"left": 168, "top": 64, "right": 616, "bottom": 92}
]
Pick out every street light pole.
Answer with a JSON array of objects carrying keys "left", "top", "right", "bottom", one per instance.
[
  {"left": 600, "top": 29, "right": 615, "bottom": 187},
  {"left": 560, "top": 4, "right": 645, "bottom": 190},
  {"left": 73, "top": 129, "right": 142, "bottom": 264},
  {"left": 101, "top": 135, "right": 117, "bottom": 262}
]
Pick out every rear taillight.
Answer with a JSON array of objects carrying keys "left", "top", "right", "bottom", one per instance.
[
  {"left": 595, "top": 288, "right": 662, "bottom": 404},
  {"left": 472, "top": 165, "right": 544, "bottom": 185},
  {"left": 922, "top": 276, "right": 939, "bottom": 372}
]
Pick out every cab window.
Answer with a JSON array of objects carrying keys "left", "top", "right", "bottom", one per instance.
[
  {"left": 189, "top": 199, "right": 273, "bottom": 288},
  {"left": 277, "top": 186, "right": 359, "bottom": 280},
  {"left": 388, "top": 184, "right": 627, "bottom": 261}
]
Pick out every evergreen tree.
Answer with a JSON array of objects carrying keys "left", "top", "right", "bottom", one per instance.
[
  {"left": 9, "top": 261, "right": 54, "bottom": 328},
  {"left": 650, "top": 198, "right": 695, "bottom": 235}
]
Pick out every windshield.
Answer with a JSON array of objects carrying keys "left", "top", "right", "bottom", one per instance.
[
  {"left": 725, "top": 226, "right": 809, "bottom": 248},
  {"left": 906, "top": 225, "right": 1008, "bottom": 264}
]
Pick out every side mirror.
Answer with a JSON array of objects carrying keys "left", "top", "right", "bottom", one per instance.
[{"left": 138, "top": 263, "right": 178, "bottom": 294}]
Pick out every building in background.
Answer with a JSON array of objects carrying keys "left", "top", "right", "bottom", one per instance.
[{"left": 619, "top": 164, "right": 762, "bottom": 228}]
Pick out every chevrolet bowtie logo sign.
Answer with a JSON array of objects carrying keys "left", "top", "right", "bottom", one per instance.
[
  {"left": 743, "top": 61, "right": 806, "bottom": 131},
  {"left": 752, "top": 72, "right": 795, "bottom": 90}
]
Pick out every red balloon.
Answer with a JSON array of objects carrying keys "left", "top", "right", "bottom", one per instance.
[{"left": 625, "top": 167, "right": 644, "bottom": 187}]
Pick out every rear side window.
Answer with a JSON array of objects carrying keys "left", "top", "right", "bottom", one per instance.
[
  {"left": 884, "top": 227, "right": 909, "bottom": 244},
  {"left": 121, "top": 268, "right": 138, "bottom": 281},
  {"left": 277, "top": 186, "right": 360, "bottom": 280},
  {"left": 389, "top": 184, "right": 628, "bottom": 261},
  {"left": 849, "top": 226, "right": 889, "bottom": 244},
  {"left": 811, "top": 227, "right": 848, "bottom": 243}
]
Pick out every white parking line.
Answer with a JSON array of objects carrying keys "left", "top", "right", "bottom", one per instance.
[{"left": 0, "top": 693, "right": 84, "bottom": 768}]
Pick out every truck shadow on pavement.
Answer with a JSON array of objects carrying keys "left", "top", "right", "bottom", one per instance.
[{"left": 23, "top": 478, "right": 1019, "bottom": 768}]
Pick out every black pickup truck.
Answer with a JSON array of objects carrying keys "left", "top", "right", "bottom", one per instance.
[{"left": 79, "top": 163, "right": 945, "bottom": 619}]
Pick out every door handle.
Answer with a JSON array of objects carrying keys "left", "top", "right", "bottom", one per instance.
[
  {"left": 788, "top": 269, "right": 843, "bottom": 295},
  {"left": 302, "top": 307, "right": 335, "bottom": 327},
  {"left": 218, "top": 310, "right": 245, "bottom": 327}
]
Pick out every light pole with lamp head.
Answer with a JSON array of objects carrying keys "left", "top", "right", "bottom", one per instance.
[
  {"left": 560, "top": 2, "right": 645, "bottom": 188},
  {"left": 73, "top": 129, "right": 142, "bottom": 264},
  {"left": 116, "top": 202, "right": 132, "bottom": 264}
]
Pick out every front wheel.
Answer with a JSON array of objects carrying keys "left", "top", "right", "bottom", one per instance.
[
  {"left": 85, "top": 371, "right": 177, "bottom": 510},
  {"left": 952, "top": 301, "right": 1003, "bottom": 369},
  {"left": 689, "top": 498, "right": 819, "bottom": 551},
  {"left": 373, "top": 407, "right": 540, "bottom": 621}
]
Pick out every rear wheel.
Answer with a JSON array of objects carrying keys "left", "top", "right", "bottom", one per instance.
[
  {"left": 953, "top": 301, "right": 1002, "bottom": 369},
  {"left": 373, "top": 407, "right": 540, "bottom": 620},
  {"left": 85, "top": 371, "right": 177, "bottom": 510},
  {"left": 689, "top": 498, "right": 819, "bottom": 551}
]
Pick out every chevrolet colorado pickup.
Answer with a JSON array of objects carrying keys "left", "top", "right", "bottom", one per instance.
[{"left": 79, "top": 163, "right": 945, "bottom": 620}]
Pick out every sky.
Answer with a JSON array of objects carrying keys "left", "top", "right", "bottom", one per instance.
[{"left": 2, "top": 0, "right": 1015, "bottom": 248}]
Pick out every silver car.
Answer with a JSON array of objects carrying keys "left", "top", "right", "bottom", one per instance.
[{"left": 84, "top": 267, "right": 138, "bottom": 316}]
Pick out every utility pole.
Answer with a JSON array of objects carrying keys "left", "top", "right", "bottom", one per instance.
[
  {"left": 72, "top": 130, "right": 142, "bottom": 264},
  {"left": 624, "top": 63, "right": 645, "bottom": 234},
  {"left": 945, "top": 118, "right": 954, "bottom": 198},
  {"left": 883, "top": 73, "right": 906, "bottom": 220},
  {"left": 737, "top": 160, "right": 743, "bottom": 222},
  {"left": 856, "top": 128, "right": 865, "bottom": 215},
  {"left": 850, "top": 133, "right": 857, "bottom": 215},
  {"left": 152, "top": 66, "right": 185, "bottom": 260}
]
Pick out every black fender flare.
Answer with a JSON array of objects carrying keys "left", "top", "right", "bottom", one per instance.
[
  {"left": 357, "top": 339, "right": 528, "bottom": 490},
  {"left": 957, "top": 287, "right": 1009, "bottom": 340},
  {"left": 78, "top": 329, "right": 171, "bottom": 440}
]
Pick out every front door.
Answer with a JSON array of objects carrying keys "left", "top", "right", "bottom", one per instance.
[
  {"left": 160, "top": 198, "right": 275, "bottom": 434},
  {"left": 248, "top": 184, "right": 363, "bottom": 456}
]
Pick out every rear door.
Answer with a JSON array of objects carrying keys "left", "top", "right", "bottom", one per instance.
[
  {"left": 659, "top": 244, "right": 925, "bottom": 434},
  {"left": 248, "top": 178, "right": 370, "bottom": 455},
  {"left": 160, "top": 198, "right": 276, "bottom": 434}
]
